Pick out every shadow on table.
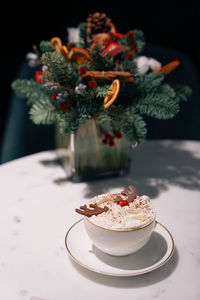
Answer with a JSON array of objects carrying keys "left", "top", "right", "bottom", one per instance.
[
  {"left": 82, "top": 140, "right": 200, "bottom": 199},
  {"left": 40, "top": 140, "right": 200, "bottom": 199},
  {"left": 69, "top": 246, "right": 179, "bottom": 288},
  {"left": 91, "top": 231, "right": 168, "bottom": 270}
]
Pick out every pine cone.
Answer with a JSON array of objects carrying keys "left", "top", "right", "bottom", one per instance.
[{"left": 86, "top": 12, "right": 112, "bottom": 35}]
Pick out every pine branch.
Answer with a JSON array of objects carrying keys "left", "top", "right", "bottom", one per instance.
[
  {"left": 39, "top": 41, "right": 54, "bottom": 53},
  {"left": 29, "top": 96, "right": 58, "bottom": 125},
  {"left": 122, "top": 110, "right": 147, "bottom": 144},
  {"left": 40, "top": 51, "right": 69, "bottom": 86},
  {"left": 79, "top": 85, "right": 110, "bottom": 102},
  {"left": 89, "top": 45, "right": 115, "bottom": 71},
  {"left": 172, "top": 83, "right": 192, "bottom": 102},
  {"left": 58, "top": 114, "right": 80, "bottom": 134},
  {"left": 93, "top": 85, "right": 110, "bottom": 98},
  {"left": 57, "top": 105, "right": 91, "bottom": 134},
  {"left": 11, "top": 79, "right": 46, "bottom": 103},
  {"left": 133, "top": 29, "right": 145, "bottom": 53},
  {"left": 78, "top": 22, "right": 92, "bottom": 48},
  {"left": 136, "top": 72, "right": 164, "bottom": 92},
  {"left": 121, "top": 59, "right": 137, "bottom": 74},
  {"left": 135, "top": 84, "right": 179, "bottom": 119}
]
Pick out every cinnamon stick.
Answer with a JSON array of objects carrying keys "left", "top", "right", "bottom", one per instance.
[{"left": 81, "top": 71, "right": 135, "bottom": 82}]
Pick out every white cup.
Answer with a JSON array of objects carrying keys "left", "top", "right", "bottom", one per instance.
[{"left": 84, "top": 216, "right": 156, "bottom": 256}]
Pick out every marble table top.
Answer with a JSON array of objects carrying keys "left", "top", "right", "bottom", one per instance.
[{"left": 0, "top": 140, "right": 200, "bottom": 300}]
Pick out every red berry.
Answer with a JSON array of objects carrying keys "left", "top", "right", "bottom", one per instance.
[
  {"left": 51, "top": 93, "right": 57, "bottom": 101},
  {"left": 58, "top": 103, "right": 68, "bottom": 112},
  {"left": 35, "top": 71, "right": 43, "bottom": 83},
  {"left": 125, "top": 52, "right": 134, "bottom": 60},
  {"left": 104, "top": 133, "right": 113, "bottom": 141},
  {"left": 114, "top": 130, "right": 122, "bottom": 139},
  {"left": 127, "top": 31, "right": 135, "bottom": 40},
  {"left": 109, "top": 140, "right": 115, "bottom": 147},
  {"left": 102, "top": 138, "right": 107, "bottom": 144},
  {"left": 78, "top": 66, "right": 87, "bottom": 75},
  {"left": 130, "top": 41, "right": 137, "bottom": 49},
  {"left": 88, "top": 80, "right": 97, "bottom": 89},
  {"left": 117, "top": 200, "right": 129, "bottom": 207}
]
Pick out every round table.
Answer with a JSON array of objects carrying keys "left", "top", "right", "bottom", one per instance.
[{"left": 0, "top": 140, "right": 200, "bottom": 300}]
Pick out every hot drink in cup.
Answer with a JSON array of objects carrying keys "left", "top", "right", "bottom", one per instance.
[{"left": 75, "top": 185, "right": 156, "bottom": 256}]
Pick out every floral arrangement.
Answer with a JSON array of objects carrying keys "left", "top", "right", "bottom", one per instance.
[{"left": 12, "top": 12, "right": 192, "bottom": 145}]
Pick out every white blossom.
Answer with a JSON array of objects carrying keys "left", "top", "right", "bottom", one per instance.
[
  {"left": 134, "top": 56, "right": 149, "bottom": 75},
  {"left": 26, "top": 52, "right": 38, "bottom": 60},
  {"left": 41, "top": 65, "right": 48, "bottom": 72},
  {"left": 26, "top": 52, "right": 40, "bottom": 67},
  {"left": 134, "top": 56, "right": 162, "bottom": 75},
  {"left": 55, "top": 91, "right": 69, "bottom": 103},
  {"left": 75, "top": 83, "right": 87, "bottom": 95},
  {"left": 148, "top": 58, "right": 162, "bottom": 72},
  {"left": 67, "top": 27, "right": 80, "bottom": 43}
]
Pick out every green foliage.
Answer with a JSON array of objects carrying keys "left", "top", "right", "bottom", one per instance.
[
  {"left": 58, "top": 102, "right": 97, "bottom": 134},
  {"left": 118, "top": 29, "right": 145, "bottom": 56},
  {"left": 29, "top": 96, "right": 58, "bottom": 125},
  {"left": 135, "top": 84, "right": 179, "bottom": 119},
  {"left": 122, "top": 110, "right": 147, "bottom": 144},
  {"left": 39, "top": 41, "right": 54, "bottom": 53},
  {"left": 121, "top": 59, "right": 137, "bottom": 74},
  {"left": 41, "top": 51, "right": 69, "bottom": 86},
  {"left": 89, "top": 45, "right": 115, "bottom": 71},
  {"left": 78, "top": 22, "right": 92, "bottom": 48},
  {"left": 172, "top": 84, "right": 192, "bottom": 102},
  {"left": 136, "top": 72, "right": 164, "bottom": 92},
  {"left": 87, "top": 85, "right": 110, "bottom": 99},
  {"left": 133, "top": 29, "right": 145, "bottom": 53},
  {"left": 11, "top": 79, "right": 46, "bottom": 103}
]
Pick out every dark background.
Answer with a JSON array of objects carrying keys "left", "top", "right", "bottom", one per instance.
[{"left": 1, "top": 1, "right": 200, "bottom": 148}]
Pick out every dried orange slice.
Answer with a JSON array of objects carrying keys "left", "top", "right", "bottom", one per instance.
[
  {"left": 159, "top": 59, "right": 180, "bottom": 75},
  {"left": 68, "top": 47, "right": 90, "bottom": 64},
  {"left": 59, "top": 45, "right": 69, "bottom": 60},
  {"left": 104, "top": 79, "right": 120, "bottom": 109},
  {"left": 50, "top": 37, "right": 69, "bottom": 60},
  {"left": 109, "top": 22, "right": 117, "bottom": 33},
  {"left": 50, "top": 37, "right": 62, "bottom": 49}
]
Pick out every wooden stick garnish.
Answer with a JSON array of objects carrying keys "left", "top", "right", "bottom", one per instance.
[
  {"left": 158, "top": 59, "right": 180, "bottom": 75},
  {"left": 81, "top": 71, "right": 135, "bottom": 82},
  {"left": 75, "top": 203, "right": 109, "bottom": 217}
]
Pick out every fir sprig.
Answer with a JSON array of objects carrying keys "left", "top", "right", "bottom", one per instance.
[
  {"left": 89, "top": 45, "right": 115, "bottom": 71},
  {"left": 11, "top": 79, "right": 46, "bottom": 104},
  {"left": 39, "top": 41, "right": 54, "bottom": 53},
  {"left": 41, "top": 51, "right": 69, "bottom": 86},
  {"left": 172, "top": 84, "right": 192, "bottom": 102},
  {"left": 133, "top": 29, "right": 145, "bottom": 53},
  {"left": 136, "top": 72, "right": 164, "bottom": 92},
  {"left": 78, "top": 22, "right": 92, "bottom": 48},
  {"left": 135, "top": 84, "right": 179, "bottom": 119},
  {"left": 30, "top": 96, "right": 58, "bottom": 125},
  {"left": 122, "top": 110, "right": 147, "bottom": 144}
]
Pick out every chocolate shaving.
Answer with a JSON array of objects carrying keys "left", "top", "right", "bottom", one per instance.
[
  {"left": 121, "top": 185, "right": 137, "bottom": 203},
  {"left": 75, "top": 203, "right": 109, "bottom": 217}
]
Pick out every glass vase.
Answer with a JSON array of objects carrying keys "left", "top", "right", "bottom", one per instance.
[{"left": 55, "top": 118, "right": 130, "bottom": 181}]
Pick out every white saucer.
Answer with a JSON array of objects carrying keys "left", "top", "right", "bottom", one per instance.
[{"left": 65, "top": 219, "right": 175, "bottom": 277}]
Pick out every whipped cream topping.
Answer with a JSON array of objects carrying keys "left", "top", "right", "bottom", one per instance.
[{"left": 87, "top": 193, "right": 155, "bottom": 231}]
